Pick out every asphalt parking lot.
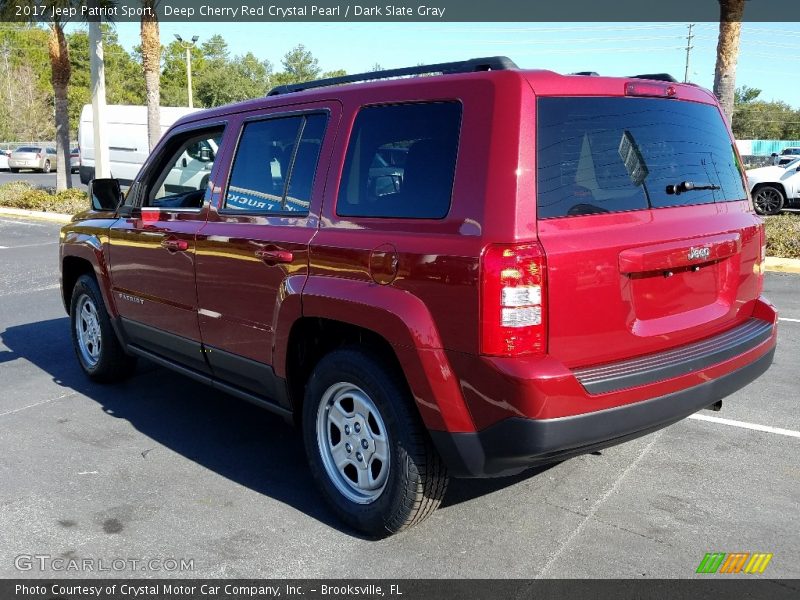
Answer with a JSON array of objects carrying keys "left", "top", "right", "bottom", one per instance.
[
  {"left": 0, "top": 215, "right": 798, "bottom": 579},
  {"left": 0, "top": 170, "right": 87, "bottom": 192}
]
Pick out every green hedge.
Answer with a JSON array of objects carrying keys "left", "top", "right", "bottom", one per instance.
[
  {"left": 764, "top": 213, "right": 800, "bottom": 260},
  {"left": 0, "top": 181, "right": 88, "bottom": 215}
]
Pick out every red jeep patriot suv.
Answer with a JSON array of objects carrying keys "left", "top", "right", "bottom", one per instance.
[{"left": 60, "top": 57, "right": 777, "bottom": 536}]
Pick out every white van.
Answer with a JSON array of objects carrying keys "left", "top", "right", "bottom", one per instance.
[{"left": 78, "top": 104, "right": 198, "bottom": 184}]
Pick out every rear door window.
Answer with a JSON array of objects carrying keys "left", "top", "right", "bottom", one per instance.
[
  {"left": 224, "top": 113, "right": 326, "bottom": 215},
  {"left": 536, "top": 97, "right": 746, "bottom": 218},
  {"left": 337, "top": 102, "right": 462, "bottom": 219}
]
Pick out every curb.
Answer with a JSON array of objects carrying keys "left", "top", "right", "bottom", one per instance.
[
  {"left": 1, "top": 205, "right": 799, "bottom": 274},
  {"left": 0, "top": 206, "right": 72, "bottom": 224},
  {"left": 764, "top": 256, "right": 800, "bottom": 274}
]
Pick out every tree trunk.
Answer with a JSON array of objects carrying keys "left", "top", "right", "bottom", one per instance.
[
  {"left": 713, "top": 0, "right": 745, "bottom": 121},
  {"left": 48, "top": 23, "right": 71, "bottom": 190},
  {"left": 141, "top": 1, "right": 161, "bottom": 151}
]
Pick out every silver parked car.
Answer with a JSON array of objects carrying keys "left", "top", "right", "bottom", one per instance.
[
  {"left": 70, "top": 147, "right": 80, "bottom": 173},
  {"left": 8, "top": 146, "right": 56, "bottom": 173}
]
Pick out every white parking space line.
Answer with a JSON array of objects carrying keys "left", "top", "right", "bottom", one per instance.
[
  {"left": 0, "top": 242, "right": 57, "bottom": 250},
  {"left": 0, "top": 218, "right": 49, "bottom": 226},
  {"left": 688, "top": 413, "right": 800, "bottom": 439},
  {"left": 0, "top": 283, "right": 59, "bottom": 298},
  {"left": 536, "top": 431, "right": 663, "bottom": 579},
  {"left": 779, "top": 317, "right": 800, "bottom": 323},
  {"left": 0, "top": 391, "right": 77, "bottom": 420}
]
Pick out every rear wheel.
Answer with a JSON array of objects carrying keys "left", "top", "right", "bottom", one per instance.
[
  {"left": 303, "top": 348, "right": 448, "bottom": 537},
  {"left": 70, "top": 274, "right": 137, "bottom": 382},
  {"left": 42, "top": 160, "right": 51, "bottom": 174},
  {"left": 753, "top": 185, "right": 785, "bottom": 215},
  {"left": 9, "top": 168, "right": 18, "bottom": 173}
]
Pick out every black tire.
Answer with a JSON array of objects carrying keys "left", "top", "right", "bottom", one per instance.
[
  {"left": 42, "top": 160, "right": 51, "bottom": 174},
  {"left": 9, "top": 168, "right": 18, "bottom": 173},
  {"left": 70, "top": 274, "right": 137, "bottom": 382},
  {"left": 753, "top": 185, "right": 785, "bottom": 216},
  {"left": 302, "top": 348, "right": 448, "bottom": 537}
]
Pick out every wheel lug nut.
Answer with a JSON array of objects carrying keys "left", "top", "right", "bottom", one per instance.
[
  {"left": 344, "top": 425, "right": 351, "bottom": 435},
  {"left": 361, "top": 439, "right": 369, "bottom": 449},
  {"left": 345, "top": 443, "right": 352, "bottom": 453},
  {"left": 356, "top": 452, "right": 363, "bottom": 462},
  {"left": 354, "top": 423, "right": 361, "bottom": 433}
]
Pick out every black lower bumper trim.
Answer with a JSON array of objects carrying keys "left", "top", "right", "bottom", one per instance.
[{"left": 431, "top": 346, "right": 775, "bottom": 478}]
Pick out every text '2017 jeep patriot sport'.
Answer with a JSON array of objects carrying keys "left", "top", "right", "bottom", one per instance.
[{"left": 60, "top": 57, "right": 777, "bottom": 537}]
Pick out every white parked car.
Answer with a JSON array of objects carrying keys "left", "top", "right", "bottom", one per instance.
[
  {"left": 746, "top": 157, "right": 800, "bottom": 215},
  {"left": 0, "top": 149, "right": 10, "bottom": 170}
]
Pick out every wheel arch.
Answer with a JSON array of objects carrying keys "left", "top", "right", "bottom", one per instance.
[
  {"left": 752, "top": 181, "right": 786, "bottom": 197},
  {"left": 61, "top": 230, "right": 118, "bottom": 319},
  {"left": 276, "top": 277, "right": 475, "bottom": 433},
  {"left": 61, "top": 255, "right": 95, "bottom": 314},
  {"left": 284, "top": 317, "right": 405, "bottom": 423}
]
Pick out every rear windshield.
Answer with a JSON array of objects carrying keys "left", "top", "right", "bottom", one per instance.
[
  {"left": 536, "top": 97, "right": 746, "bottom": 219},
  {"left": 16, "top": 147, "right": 41, "bottom": 153}
]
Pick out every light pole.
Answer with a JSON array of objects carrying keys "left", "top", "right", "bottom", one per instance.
[{"left": 174, "top": 34, "right": 199, "bottom": 108}]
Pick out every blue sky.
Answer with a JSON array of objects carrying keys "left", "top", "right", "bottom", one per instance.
[{"left": 107, "top": 21, "right": 798, "bottom": 107}]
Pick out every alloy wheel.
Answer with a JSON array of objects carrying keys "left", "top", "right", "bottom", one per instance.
[
  {"left": 316, "top": 382, "right": 390, "bottom": 504},
  {"left": 75, "top": 295, "right": 102, "bottom": 367}
]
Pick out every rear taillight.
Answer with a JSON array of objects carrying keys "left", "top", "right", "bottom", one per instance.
[
  {"left": 480, "top": 242, "right": 547, "bottom": 357},
  {"left": 36, "top": 152, "right": 41, "bottom": 159}
]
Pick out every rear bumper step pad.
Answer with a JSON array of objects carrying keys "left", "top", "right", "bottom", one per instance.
[{"left": 573, "top": 318, "right": 774, "bottom": 395}]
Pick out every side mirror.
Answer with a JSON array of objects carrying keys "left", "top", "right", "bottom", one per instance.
[
  {"left": 88, "top": 178, "right": 123, "bottom": 211},
  {"left": 199, "top": 147, "right": 213, "bottom": 162}
]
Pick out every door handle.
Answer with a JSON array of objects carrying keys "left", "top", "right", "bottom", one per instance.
[
  {"left": 255, "top": 249, "right": 293, "bottom": 264},
  {"left": 161, "top": 238, "right": 189, "bottom": 252}
]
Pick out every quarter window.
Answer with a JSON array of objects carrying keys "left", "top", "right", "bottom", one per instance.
[
  {"left": 337, "top": 102, "right": 462, "bottom": 219},
  {"left": 224, "top": 113, "right": 327, "bottom": 214}
]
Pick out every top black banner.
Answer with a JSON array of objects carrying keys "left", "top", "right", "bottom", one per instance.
[{"left": 1, "top": 0, "right": 800, "bottom": 23}]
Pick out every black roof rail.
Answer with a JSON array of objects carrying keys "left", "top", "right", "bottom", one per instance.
[
  {"left": 267, "top": 56, "right": 519, "bottom": 96},
  {"left": 628, "top": 73, "right": 679, "bottom": 83}
]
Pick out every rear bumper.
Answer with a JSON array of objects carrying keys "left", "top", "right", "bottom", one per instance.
[
  {"left": 7, "top": 160, "right": 39, "bottom": 169},
  {"left": 431, "top": 345, "right": 775, "bottom": 477}
]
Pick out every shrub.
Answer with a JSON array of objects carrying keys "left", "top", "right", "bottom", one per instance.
[
  {"left": 764, "top": 213, "right": 800, "bottom": 259},
  {"left": 0, "top": 181, "right": 88, "bottom": 215}
]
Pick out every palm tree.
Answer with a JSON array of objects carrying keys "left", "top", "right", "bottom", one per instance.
[
  {"left": 713, "top": 0, "right": 746, "bottom": 121},
  {"left": 48, "top": 19, "right": 72, "bottom": 190},
  {"left": 1, "top": 1, "right": 119, "bottom": 190},
  {"left": 0, "top": 1, "right": 83, "bottom": 191},
  {"left": 140, "top": 0, "right": 161, "bottom": 151}
]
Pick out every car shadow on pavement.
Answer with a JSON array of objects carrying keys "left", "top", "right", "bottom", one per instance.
[{"left": 2, "top": 317, "right": 555, "bottom": 537}]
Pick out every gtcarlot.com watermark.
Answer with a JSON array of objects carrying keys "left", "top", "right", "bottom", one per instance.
[{"left": 15, "top": 554, "right": 194, "bottom": 573}]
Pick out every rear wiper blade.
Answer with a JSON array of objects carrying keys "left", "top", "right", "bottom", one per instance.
[{"left": 666, "top": 181, "right": 721, "bottom": 195}]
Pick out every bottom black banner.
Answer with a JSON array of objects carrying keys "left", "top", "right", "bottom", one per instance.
[{"left": 2, "top": 579, "right": 800, "bottom": 600}]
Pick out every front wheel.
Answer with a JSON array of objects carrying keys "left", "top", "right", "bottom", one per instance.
[
  {"left": 753, "top": 185, "right": 785, "bottom": 215},
  {"left": 70, "top": 275, "right": 137, "bottom": 382},
  {"left": 303, "top": 348, "right": 448, "bottom": 537}
]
